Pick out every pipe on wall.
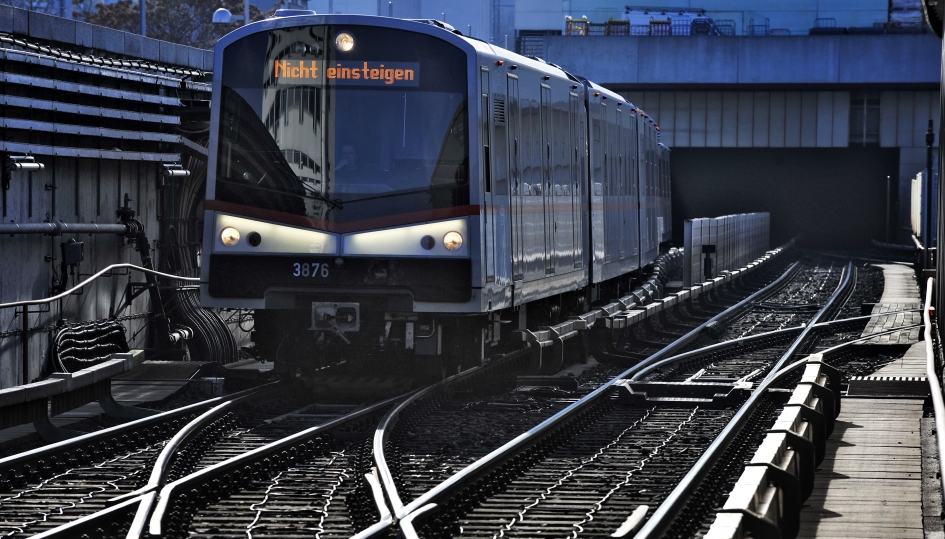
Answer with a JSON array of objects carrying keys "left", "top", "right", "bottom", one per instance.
[{"left": 0, "top": 221, "right": 128, "bottom": 235}]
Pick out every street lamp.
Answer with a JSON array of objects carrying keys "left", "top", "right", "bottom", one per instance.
[{"left": 212, "top": 2, "right": 250, "bottom": 26}]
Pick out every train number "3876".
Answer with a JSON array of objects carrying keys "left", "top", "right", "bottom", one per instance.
[{"left": 292, "top": 262, "right": 330, "bottom": 278}]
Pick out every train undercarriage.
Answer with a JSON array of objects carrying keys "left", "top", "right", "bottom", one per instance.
[{"left": 250, "top": 262, "right": 665, "bottom": 383}]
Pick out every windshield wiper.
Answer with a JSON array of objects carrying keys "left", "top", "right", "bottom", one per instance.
[
  {"left": 341, "top": 186, "right": 435, "bottom": 205},
  {"left": 302, "top": 184, "right": 344, "bottom": 209}
]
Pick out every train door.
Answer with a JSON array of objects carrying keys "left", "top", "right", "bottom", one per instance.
[
  {"left": 555, "top": 97, "right": 573, "bottom": 272},
  {"left": 508, "top": 74, "right": 524, "bottom": 282},
  {"left": 600, "top": 102, "right": 611, "bottom": 263},
  {"left": 569, "top": 92, "right": 584, "bottom": 269},
  {"left": 630, "top": 111, "right": 640, "bottom": 267},
  {"left": 523, "top": 97, "right": 542, "bottom": 280},
  {"left": 540, "top": 84, "right": 553, "bottom": 274},
  {"left": 636, "top": 116, "right": 649, "bottom": 262},
  {"left": 480, "top": 67, "right": 495, "bottom": 283},
  {"left": 616, "top": 106, "right": 626, "bottom": 260}
]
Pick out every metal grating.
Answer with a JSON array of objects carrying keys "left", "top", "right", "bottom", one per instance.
[
  {"left": 0, "top": 39, "right": 200, "bottom": 161},
  {"left": 493, "top": 95, "right": 506, "bottom": 125}
]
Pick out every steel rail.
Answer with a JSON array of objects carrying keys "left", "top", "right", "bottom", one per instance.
[
  {"left": 385, "top": 255, "right": 802, "bottom": 521},
  {"left": 400, "top": 504, "right": 437, "bottom": 539},
  {"left": 0, "top": 262, "right": 198, "bottom": 311},
  {"left": 766, "top": 322, "right": 923, "bottom": 385},
  {"left": 633, "top": 261, "right": 854, "bottom": 539},
  {"left": 348, "top": 472, "right": 395, "bottom": 539},
  {"left": 107, "top": 382, "right": 282, "bottom": 509},
  {"left": 629, "top": 291, "right": 906, "bottom": 382},
  {"left": 373, "top": 345, "right": 532, "bottom": 519},
  {"left": 144, "top": 393, "right": 406, "bottom": 538},
  {"left": 28, "top": 495, "right": 144, "bottom": 539},
  {"left": 924, "top": 278, "right": 945, "bottom": 500},
  {"left": 818, "top": 322, "right": 923, "bottom": 354},
  {"left": 0, "top": 381, "right": 278, "bottom": 475}
]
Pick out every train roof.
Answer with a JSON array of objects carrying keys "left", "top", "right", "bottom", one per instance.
[{"left": 215, "top": 13, "right": 663, "bottom": 138}]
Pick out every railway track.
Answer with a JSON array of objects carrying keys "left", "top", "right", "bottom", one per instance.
[
  {"left": 0, "top": 381, "right": 375, "bottom": 537},
  {"left": 374, "top": 254, "right": 833, "bottom": 522},
  {"left": 376, "top": 256, "right": 900, "bottom": 538},
  {"left": 366, "top": 253, "right": 793, "bottom": 532},
  {"left": 25, "top": 246, "right": 906, "bottom": 538}
]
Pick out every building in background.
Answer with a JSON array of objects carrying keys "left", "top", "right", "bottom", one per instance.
[{"left": 33, "top": 0, "right": 934, "bottom": 246}]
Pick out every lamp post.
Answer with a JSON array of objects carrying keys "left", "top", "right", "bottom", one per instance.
[{"left": 927, "top": 119, "right": 935, "bottom": 270}]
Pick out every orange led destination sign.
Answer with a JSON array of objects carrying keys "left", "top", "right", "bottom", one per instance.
[{"left": 273, "top": 60, "right": 420, "bottom": 87}]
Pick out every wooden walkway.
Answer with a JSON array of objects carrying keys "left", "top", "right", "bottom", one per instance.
[
  {"left": 859, "top": 264, "right": 922, "bottom": 345},
  {"left": 797, "top": 398, "right": 925, "bottom": 539},
  {"left": 800, "top": 262, "right": 929, "bottom": 538},
  {"left": 872, "top": 341, "right": 928, "bottom": 378}
]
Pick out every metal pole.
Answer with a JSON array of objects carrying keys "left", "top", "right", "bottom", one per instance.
[
  {"left": 21, "top": 308, "right": 28, "bottom": 384},
  {"left": 886, "top": 174, "right": 891, "bottom": 262},
  {"left": 244, "top": 0, "right": 249, "bottom": 25},
  {"left": 388, "top": 1, "right": 392, "bottom": 17},
  {"left": 140, "top": 0, "right": 146, "bottom": 36},
  {"left": 927, "top": 119, "right": 935, "bottom": 269}
]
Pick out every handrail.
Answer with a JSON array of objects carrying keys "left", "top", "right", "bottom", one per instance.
[
  {"left": 0, "top": 263, "right": 199, "bottom": 311},
  {"left": 924, "top": 278, "right": 945, "bottom": 499}
]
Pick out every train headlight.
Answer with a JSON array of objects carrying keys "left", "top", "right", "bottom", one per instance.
[
  {"left": 420, "top": 235, "right": 435, "bottom": 250},
  {"left": 335, "top": 32, "right": 354, "bottom": 52},
  {"left": 443, "top": 231, "right": 463, "bottom": 251},
  {"left": 220, "top": 227, "right": 241, "bottom": 246}
]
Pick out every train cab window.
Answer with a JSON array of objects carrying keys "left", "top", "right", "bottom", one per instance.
[{"left": 214, "top": 25, "right": 470, "bottom": 226}]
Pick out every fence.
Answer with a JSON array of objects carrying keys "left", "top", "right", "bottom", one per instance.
[{"left": 683, "top": 213, "right": 771, "bottom": 287}]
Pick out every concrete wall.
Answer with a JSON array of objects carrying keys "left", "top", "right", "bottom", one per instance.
[
  {"left": 617, "top": 90, "right": 940, "bottom": 151},
  {"left": 0, "top": 13, "right": 254, "bottom": 389},
  {"left": 0, "top": 160, "right": 159, "bottom": 387},
  {"left": 620, "top": 88, "right": 939, "bottom": 243},
  {"left": 543, "top": 34, "right": 941, "bottom": 88}
]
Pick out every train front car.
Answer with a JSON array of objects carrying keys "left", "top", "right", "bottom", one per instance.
[{"left": 201, "top": 16, "right": 480, "bottom": 374}]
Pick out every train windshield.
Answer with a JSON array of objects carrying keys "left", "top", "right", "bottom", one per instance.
[{"left": 214, "top": 25, "right": 469, "bottom": 227}]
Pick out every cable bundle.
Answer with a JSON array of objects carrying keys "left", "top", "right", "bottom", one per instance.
[{"left": 53, "top": 320, "right": 130, "bottom": 373}]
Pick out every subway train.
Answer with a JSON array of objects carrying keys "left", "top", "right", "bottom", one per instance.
[{"left": 200, "top": 13, "right": 672, "bottom": 373}]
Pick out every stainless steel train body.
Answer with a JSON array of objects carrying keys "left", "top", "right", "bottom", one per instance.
[{"left": 200, "top": 14, "right": 671, "bottom": 364}]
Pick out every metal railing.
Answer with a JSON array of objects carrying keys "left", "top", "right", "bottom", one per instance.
[
  {"left": 0, "top": 262, "right": 199, "bottom": 384},
  {"left": 925, "top": 278, "right": 945, "bottom": 499},
  {"left": 0, "top": 263, "right": 198, "bottom": 312}
]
